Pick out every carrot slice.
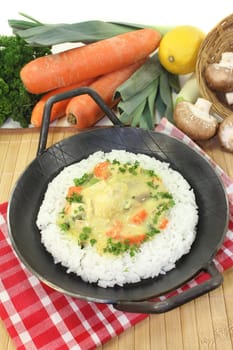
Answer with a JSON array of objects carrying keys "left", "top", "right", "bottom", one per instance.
[
  {"left": 20, "top": 29, "right": 161, "bottom": 94},
  {"left": 106, "top": 220, "right": 123, "bottom": 238},
  {"left": 159, "top": 217, "right": 169, "bottom": 230},
  {"left": 93, "top": 161, "right": 110, "bottom": 179},
  {"left": 106, "top": 221, "right": 146, "bottom": 245},
  {"left": 67, "top": 186, "right": 83, "bottom": 197},
  {"left": 130, "top": 209, "right": 148, "bottom": 225},
  {"left": 123, "top": 234, "right": 146, "bottom": 245}
]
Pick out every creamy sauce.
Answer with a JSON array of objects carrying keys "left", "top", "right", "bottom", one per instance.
[{"left": 57, "top": 160, "right": 175, "bottom": 256}]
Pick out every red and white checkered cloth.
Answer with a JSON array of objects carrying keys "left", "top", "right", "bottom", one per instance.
[{"left": 1, "top": 117, "right": 233, "bottom": 350}]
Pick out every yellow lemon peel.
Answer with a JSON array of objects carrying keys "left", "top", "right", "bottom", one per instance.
[{"left": 158, "top": 25, "right": 205, "bottom": 75}]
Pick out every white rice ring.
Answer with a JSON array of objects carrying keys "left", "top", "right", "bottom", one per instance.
[{"left": 37, "top": 150, "right": 198, "bottom": 288}]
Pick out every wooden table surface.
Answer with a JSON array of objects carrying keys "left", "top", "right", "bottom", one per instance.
[{"left": 1, "top": 127, "right": 233, "bottom": 350}]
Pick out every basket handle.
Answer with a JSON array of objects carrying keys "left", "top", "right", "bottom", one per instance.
[
  {"left": 37, "top": 87, "right": 124, "bottom": 156},
  {"left": 113, "top": 262, "right": 223, "bottom": 314}
]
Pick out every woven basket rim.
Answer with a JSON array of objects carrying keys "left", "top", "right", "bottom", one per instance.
[{"left": 196, "top": 13, "right": 233, "bottom": 119}]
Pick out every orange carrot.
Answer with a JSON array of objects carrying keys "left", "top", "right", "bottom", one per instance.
[
  {"left": 93, "top": 161, "right": 111, "bottom": 179},
  {"left": 20, "top": 29, "right": 161, "bottom": 94},
  {"left": 123, "top": 234, "right": 146, "bottom": 245},
  {"left": 67, "top": 186, "right": 83, "bottom": 197},
  {"left": 159, "top": 217, "right": 169, "bottom": 230},
  {"left": 130, "top": 209, "right": 148, "bottom": 225},
  {"left": 106, "top": 221, "right": 146, "bottom": 245},
  {"left": 66, "top": 60, "right": 145, "bottom": 129},
  {"left": 30, "top": 79, "right": 94, "bottom": 127},
  {"left": 106, "top": 221, "right": 123, "bottom": 238}
]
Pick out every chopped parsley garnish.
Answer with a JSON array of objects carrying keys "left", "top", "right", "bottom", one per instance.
[
  {"left": 143, "top": 169, "right": 156, "bottom": 177},
  {"left": 119, "top": 166, "right": 127, "bottom": 173},
  {"left": 82, "top": 226, "right": 92, "bottom": 234},
  {"left": 112, "top": 159, "right": 120, "bottom": 165},
  {"left": 103, "top": 238, "right": 140, "bottom": 256},
  {"left": 90, "top": 238, "right": 97, "bottom": 246},
  {"left": 66, "top": 192, "right": 83, "bottom": 203},
  {"left": 146, "top": 226, "right": 160, "bottom": 237},
  {"left": 73, "top": 173, "right": 93, "bottom": 186},
  {"left": 78, "top": 226, "right": 92, "bottom": 245},
  {"left": 147, "top": 181, "right": 159, "bottom": 190},
  {"left": 59, "top": 222, "right": 70, "bottom": 231}
]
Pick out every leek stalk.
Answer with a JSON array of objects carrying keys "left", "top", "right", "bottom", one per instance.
[
  {"left": 115, "top": 54, "right": 180, "bottom": 128},
  {"left": 175, "top": 73, "right": 200, "bottom": 105},
  {"left": 8, "top": 13, "right": 173, "bottom": 46}
]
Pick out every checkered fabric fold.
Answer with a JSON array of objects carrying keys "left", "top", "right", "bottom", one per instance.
[{"left": 1, "top": 118, "right": 233, "bottom": 350}]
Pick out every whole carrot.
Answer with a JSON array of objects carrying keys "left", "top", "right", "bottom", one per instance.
[
  {"left": 66, "top": 60, "right": 145, "bottom": 129},
  {"left": 30, "top": 79, "right": 94, "bottom": 127},
  {"left": 20, "top": 29, "right": 161, "bottom": 94}
]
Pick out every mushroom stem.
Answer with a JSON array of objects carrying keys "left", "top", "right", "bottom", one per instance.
[
  {"left": 225, "top": 91, "right": 233, "bottom": 105},
  {"left": 194, "top": 97, "right": 212, "bottom": 114},
  {"left": 220, "top": 52, "right": 233, "bottom": 68}
]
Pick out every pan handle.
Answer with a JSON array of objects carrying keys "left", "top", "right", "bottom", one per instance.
[
  {"left": 113, "top": 262, "right": 223, "bottom": 314},
  {"left": 37, "top": 86, "right": 124, "bottom": 156}
]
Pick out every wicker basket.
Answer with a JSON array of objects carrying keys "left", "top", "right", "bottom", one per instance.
[{"left": 196, "top": 13, "right": 233, "bottom": 119}]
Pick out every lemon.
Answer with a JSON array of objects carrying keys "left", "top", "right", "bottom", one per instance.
[{"left": 158, "top": 25, "right": 205, "bottom": 75}]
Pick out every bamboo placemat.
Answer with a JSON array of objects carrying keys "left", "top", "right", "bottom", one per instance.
[{"left": 1, "top": 123, "right": 233, "bottom": 350}]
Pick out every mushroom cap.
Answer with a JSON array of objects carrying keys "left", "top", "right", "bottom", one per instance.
[
  {"left": 218, "top": 115, "right": 233, "bottom": 151},
  {"left": 174, "top": 101, "right": 218, "bottom": 141},
  {"left": 205, "top": 64, "right": 233, "bottom": 92}
]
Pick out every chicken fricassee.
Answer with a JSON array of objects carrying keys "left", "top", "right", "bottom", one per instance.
[{"left": 57, "top": 159, "right": 175, "bottom": 256}]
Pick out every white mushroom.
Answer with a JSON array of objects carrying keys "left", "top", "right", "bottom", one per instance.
[
  {"left": 174, "top": 98, "right": 218, "bottom": 140},
  {"left": 225, "top": 91, "right": 233, "bottom": 105},
  {"left": 205, "top": 52, "right": 233, "bottom": 92},
  {"left": 218, "top": 115, "right": 233, "bottom": 151}
]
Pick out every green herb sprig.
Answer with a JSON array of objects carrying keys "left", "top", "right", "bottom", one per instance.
[
  {"left": 104, "top": 238, "right": 139, "bottom": 257},
  {"left": 0, "top": 35, "right": 51, "bottom": 127}
]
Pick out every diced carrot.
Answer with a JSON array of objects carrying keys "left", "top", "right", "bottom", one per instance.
[
  {"left": 106, "top": 220, "right": 123, "bottom": 238},
  {"left": 64, "top": 203, "right": 70, "bottom": 214},
  {"left": 93, "top": 161, "right": 110, "bottom": 179},
  {"left": 67, "top": 186, "right": 82, "bottom": 197},
  {"left": 123, "top": 233, "right": 146, "bottom": 245},
  {"left": 106, "top": 220, "right": 146, "bottom": 245},
  {"left": 159, "top": 217, "right": 169, "bottom": 230},
  {"left": 152, "top": 176, "right": 161, "bottom": 184},
  {"left": 106, "top": 227, "right": 145, "bottom": 245},
  {"left": 130, "top": 209, "right": 148, "bottom": 225}
]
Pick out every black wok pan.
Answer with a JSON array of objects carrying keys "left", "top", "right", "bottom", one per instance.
[{"left": 7, "top": 87, "right": 229, "bottom": 314}]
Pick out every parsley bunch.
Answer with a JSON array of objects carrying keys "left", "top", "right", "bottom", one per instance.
[{"left": 0, "top": 35, "right": 51, "bottom": 127}]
